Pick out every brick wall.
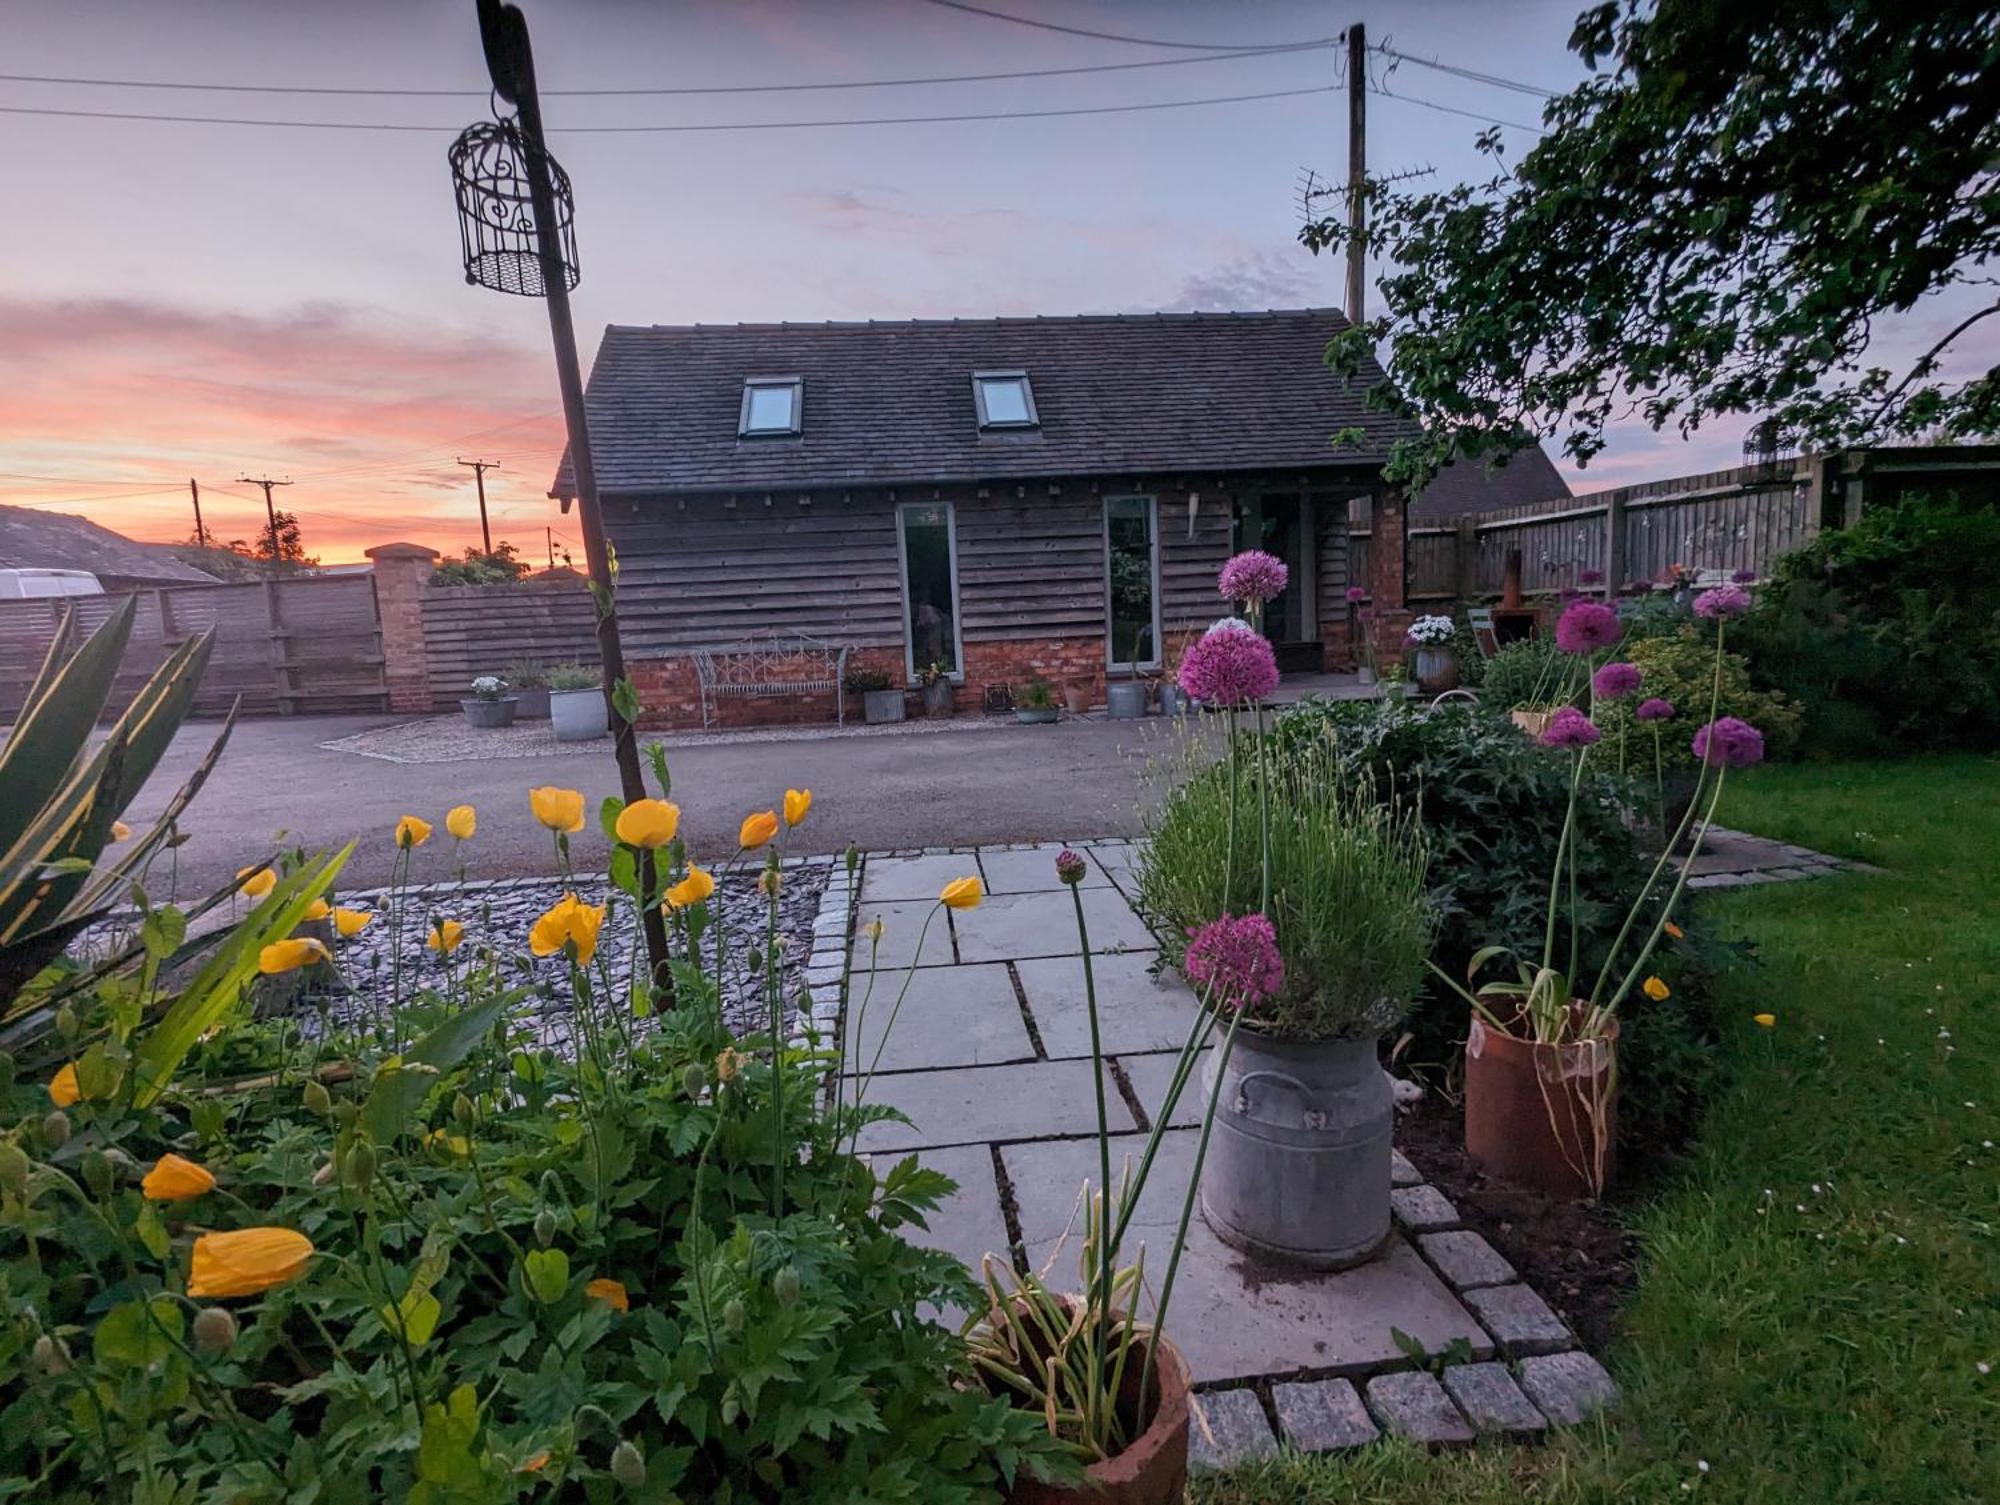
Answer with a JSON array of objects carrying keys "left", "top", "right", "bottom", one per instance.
[
  {"left": 366, "top": 543, "right": 441, "bottom": 714},
  {"left": 1364, "top": 488, "right": 1412, "bottom": 663}
]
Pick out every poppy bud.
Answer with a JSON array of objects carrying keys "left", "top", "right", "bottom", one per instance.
[
  {"left": 746, "top": 945, "right": 764, "bottom": 975},
  {"left": 312, "top": 1159, "right": 337, "bottom": 1186},
  {"left": 55, "top": 1003, "right": 79, "bottom": 1041},
  {"left": 757, "top": 867, "right": 781, "bottom": 897},
  {"left": 772, "top": 1265, "right": 800, "bottom": 1308},
  {"left": 82, "top": 1149, "right": 114, "bottom": 1198},
  {"left": 0, "top": 1139, "right": 29, "bottom": 1194},
  {"left": 332, "top": 1100, "right": 358, "bottom": 1128},
  {"left": 681, "top": 1063, "right": 707, "bottom": 1097},
  {"left": 609, "top": 1440, "right": 645, "bottom": 1488},
  {"left": 32, "top": 1334, "right": 70, "bottom": 1376},
  {"left": 343, "top": 1139, "right": 376, "bottom": 1191},
  {"left": 192, "top": 1307, "right": 238, "bottom": 1354},
  {"left": 540, "top": 1170, "right": 563, "bottom": 1202},
  {"left": 844, "top": 842, "right": 859, "bottom": 873},
  {"left": 302, "top": 1080, "right": 333, "bottom": 1117},
  {"left": 42, "top": 1111, "right": 70, "bottom": 1149},
  {"left": 722, "top": 1296, "right": 746, "bottom": 1333},
  {"left": 452, "top": 1092, "right": 475, "bottom": 1127},
  {"left": 534, "top": 1208, "right": 557, "bottom": 1248}
]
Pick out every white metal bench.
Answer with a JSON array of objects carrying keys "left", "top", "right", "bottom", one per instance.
[{"left": 692, "top": 631, "right": 851, "bottom": 729}]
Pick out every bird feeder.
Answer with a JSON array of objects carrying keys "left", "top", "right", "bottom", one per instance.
[{"left": 447, "top": 118, "right": 578, "bottom": 297}]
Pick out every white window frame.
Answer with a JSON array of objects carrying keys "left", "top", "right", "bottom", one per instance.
[
  {"left": 895, "top": 501, "right": 967, "bottom": 683},
  {"left": 1103, "top": 493, "right": 1162, "bottom": 674},
  {"left": 738, "top": 376, "right": 803, "bottom": 437},
  {"left": 971, "top": 369, "right": 1039, "bottom": 430}
]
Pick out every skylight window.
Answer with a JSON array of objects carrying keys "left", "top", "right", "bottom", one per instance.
[
  {"left": 972, "top": 370, "right": 1038, "bottom": 430},
  {"left": 739, "top": 377, "right": 802, "bottom": 437}
]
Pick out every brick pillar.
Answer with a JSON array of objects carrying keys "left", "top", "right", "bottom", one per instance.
[
  {"left": 365, "top": 542, "right": 440, "bottom": 713},
  {"left": 1366, "top": 486, "right": 1414, "bottom": 660}
]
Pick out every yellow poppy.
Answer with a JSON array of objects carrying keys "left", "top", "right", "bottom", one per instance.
[
  {"left": 1642, "top": 976, "right": 1671, "bottom": 1001},
  {"left": 142, "top": 1152, "right": 217, "bottom": 1202},
  {"left": 783, "top": 788, "right": 812, "bottom": 827},
  {"left": 738, "top": 810, "right": 780, "bottom": 850},
  {"left": 1753, "top": 1012, "right": 1777, "bottom": 1029},
  {"left": 332, "top": 907, "right": 374, "bottom": 938},
  {"left": 584, "top": 1277, "right": 630, "bottom": 1313},
  {"left": 48, "top": 1062, "right": 81, "bottom": 1107},
  {"left": 861, "top": 918, "right": 885, "bottom": 945},
  {"left": 446, "top": 804, "right": 477, "bottom": 841},
  {"left": 714, "top": 1047, "right": 742, "bottom": 1083},
  {"left": 237, "top": 866, "right": 277, "bottom": 900},
  {"left": 940, "top": 876, "right": 984, "bottom": 911},
  {"left": 614, "top": 798, "right": 680, "bottom": 849},
  {"left": 427, "top": 920, "right": 466, "bottom": 956},
  {"left": 665, "top": 865, "right": 715, "bottom": 910},
  {"left": 529, "top": 786, "right": 587, "bottom": 834},
  {"left": 259, "top": 937, "right": 330, "bottom": 975},
  {"left": 187, "top": 1227, "right": 314, "bottom": 1299},
  {"left": 110, "top": 820, "right": 133, "bottom": 843},
  {"left": 301, "top": 898, "right": 331, "bottom": 923},
  {"left": 1663, "top": 921, "right": 1685, "bottom": 940},
  {"left": 423, "top": 1129, "right": 470, "bottom": 1157},
  {"left": 528, "top": 894, "right": 605, "bottom": 966},
  {"left": 394, "top": 815, "right": 433, "bottom": 850}
]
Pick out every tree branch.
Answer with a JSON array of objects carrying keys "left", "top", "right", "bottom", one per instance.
[{"left": 1867, "top": 299, "right": 2000, "bottom": 430}]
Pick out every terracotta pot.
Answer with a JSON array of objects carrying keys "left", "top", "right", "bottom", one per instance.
[
  {"left": 1510, "top": 708, "right": 1558, "bottom": 739},
  {"left": 1463, "top": 1012, "right": 1618, "bottom": 1200},
  {"left": 1063, "top": 679, "right": 1092, "bottom": 715},
  {"left": 1007, "top": 1329, "right": 1190, "bottom": 1505}
]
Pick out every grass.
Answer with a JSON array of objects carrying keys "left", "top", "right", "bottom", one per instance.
[{"left": 1195, "top": 753, "right": 2000, "bottom": 1505}]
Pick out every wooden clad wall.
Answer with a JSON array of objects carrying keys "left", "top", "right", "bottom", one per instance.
[
  {"left": 1157, "top": 487, "right": 1234, "bottom": 637},
  {"left": 956, "top": 491, "right": 1105, "bottom": 641},
  {"left": 420, "top": 579, "right": 598, "bottom": 704},
  {"left": 1312, "top": 498, "right": 1353, "bottom": 625}
]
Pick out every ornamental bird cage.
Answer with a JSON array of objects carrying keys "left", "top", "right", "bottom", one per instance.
[
  {"left": 1742, "top": 416, "right": 1790, "bottom": 482},
  {"left": 448, "top": 118, "right": 578, "bottom": 297}
]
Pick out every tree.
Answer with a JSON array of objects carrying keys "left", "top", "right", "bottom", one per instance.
[
  {"left": 251, "top": 510, "right": 315, "bottom": 569},
  {"left": 1302, "top": 0, "right": 2000, "bottom": 488},
  {"left": 430, "top": 541, "right": 530, "bottom": 586}
]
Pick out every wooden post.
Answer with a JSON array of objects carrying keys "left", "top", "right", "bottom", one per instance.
[
  {"left": 263, "top": 578, "right": 293, "bottom": 716},
  {"left": 1345, "top": 23, "right": 1367, "bottom": 324},
  {"left": 1453, "top": 517, "right": 1479, "bottom": 607},
  {"left": 1604, "top": 485, "right": 1627, "bottom": 596}
]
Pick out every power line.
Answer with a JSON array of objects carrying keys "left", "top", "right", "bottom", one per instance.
[
  {"left": 915, "top": 0, "right": 1335, "bottom": 52},
  {"left": 0, "top": 484, "right": 192, "bottom": 509},
  {"left": 1374, "top": 87, "right": 1539, "bottom": 133},
  {"left": 1374, "top": 44, "right": 1557, "bottom": 101}
]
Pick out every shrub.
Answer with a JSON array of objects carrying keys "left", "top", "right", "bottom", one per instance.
[
  {"left": 1480, "top": 636, "right": 1579, "bottom": 710},
  {"left": 844, "top": 666, "right": 893, "bottom": 693},
  {"left": 430, "top": 543, "right": 530, "bottom": 586},
  {"left": 506, "top": 659, "right": 550, "bottom": 689},
  {"left": 1593, "top": 630, "right": 1803, "bottom": 769},
  {"left": 542, "top": 663, "right": 602, "bottom": 692},
  {"left": 1735, "top": 491, "right": 2000, "bottom": 755}
]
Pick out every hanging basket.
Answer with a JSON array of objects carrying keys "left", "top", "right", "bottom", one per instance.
[{"left": 447, "top": 118, "right": 579, "bottom": 297}]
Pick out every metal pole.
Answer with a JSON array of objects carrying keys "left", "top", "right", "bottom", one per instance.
[{"left": 1345, "top": 23, "right": 1367, "bottom": 325}]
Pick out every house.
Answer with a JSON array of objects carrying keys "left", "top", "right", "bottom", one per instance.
[
  {"left": 0, "top": 504, "right": 220, "bottom": 592},
  {"left": 552, "top": 309, "right": 1569, "bottom": 729}
]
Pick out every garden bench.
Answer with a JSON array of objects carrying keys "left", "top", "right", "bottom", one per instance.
[{"left": 692, "top": 630, "right": 850, "bottom": 729}]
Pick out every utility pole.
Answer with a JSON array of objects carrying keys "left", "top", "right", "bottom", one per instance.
[
  {"left": 457, "top": 457, "right": 500, "bottom": 555},
  {"left": 1345, "top": 22, "right": 1367, "bottom": 325},
  {"left": 188, "top": 478, "right": 207, "bottom": 547},
  {"left": 236, "top": 475, "right": 293, "bottom": 571}
]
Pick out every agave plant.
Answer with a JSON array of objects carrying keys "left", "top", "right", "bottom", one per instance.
[{"left": 0, "top": 597, "right": 234, "bottom": 1011}]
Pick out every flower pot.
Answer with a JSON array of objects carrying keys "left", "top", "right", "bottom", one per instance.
[
  {"left": 1413, "top": 646, "right": 1459, "bottom": 694},
  {"left": 922, "top": 679, "right": 955, "bottom": 717},
  {"left": 1157, "top": 684, "right": 1187, "bottom": 717},
  {"left": 549, "top": 686, "right": 608, "bottom": 743},
  {"left": 1007, "top": 1327, "right": 1190, "bottom": 1505},
  {"left": 1063, "top": 679, "right": 1092, "bottom": 715},
  {"left": 1106, "top": 681, "right": 1149, "bottom": 720},
  {"left": 1198, "top": 1028, "right": 1394, "bottom": 1269},
  {"left": 1356, "top": 665, "right": 1377, "bottom": 687},
  {"left": 1510, "top": 707, "right": 1558, "bottom": 739},
  {"left": 1016, "top": 706, "right": 1059, "bottom": 724},
  {"left": 459, "top": 696, "right": 518, "bottom": 730},
  {"left": 514, "top": 686, "right": 551, "bottom": 720},
  {"left": 862, "top": 687, "right": 906, "bottom": 724},
  {"left": 1463, "top": 1013, "right": 1619, "bottom": 1200}
]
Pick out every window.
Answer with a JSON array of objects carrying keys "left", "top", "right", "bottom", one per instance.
[
  {"left": 739, "top": 377, "right": 802, "bottom": 436},
  {"left": 1105, "top": 495, "right": 1160, "bottom": 671},
  {"left": 972, "top": 370, "right": 1038, "bottom": 430},
  {"left": 897, "top": 503, "right": 962, "bottom": 679}
]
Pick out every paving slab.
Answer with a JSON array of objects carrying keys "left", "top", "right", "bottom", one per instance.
[
  {"left": 1418, "top": 1230, "right": 1517, "bottom": 1291},
  {"left": 854, "top": 1058, "right": 1139, "bottom": 1153},
  {"left": 1188, "top": 1388, "right": 1279, "bottom": 1470},
  {"left": 850, "top": 899, "right": 956, "bottom": 971},
  {"left": 1441, "top": 1363, "right": 1547, "bottom": 1435},
  {"left": 1017, "top": 950, "right": 1199, "bottom": 1058},
  {"left": 1003, "top": 1130, "right": 1490, "bottom": 1385},
  {"left": 844, "top": 963, "right": 1036, "bottom": 1073},
  {"left": 1087, "top": 841, "right": 1145, "bottom": 890},
  {"left": 978, "top": 843, "right": 1112, "bottom": 894},
  {"left": 860, "top": 852, "right": 985, "bottom": 905},
  {"left": 865, "top": 1142, "right": 1013, "bottom": 1285},
  {"left": 953, "top": 887, "right": 1157, "bottom": 964},
  {"left": 1463, "top": 1284, "right": 1574, "bottom": 1357},
  {"left": 1390, "top": 1149, "right": 1423, "bottom": 1187},
  {"left": 1270, "top": 1377, "right": 1379, "bottom": 1452},
  {"left": 1118, "top": 1049, "right": 1210, "bottom": 1129},
  {"left": 1363, "top": 1370, "right": 1475, "bottom": 1445},
  {"left": 1517, "top": 1351, "right": 1620, "bottom": 1425}
]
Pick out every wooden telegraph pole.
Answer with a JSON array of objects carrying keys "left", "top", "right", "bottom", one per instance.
[
  {"left": 457, "top": 456, "right": 500, "bottom": 555},
  {"left": 236, "top": 474, "right": 293, "bottom": 570},
  {"left": 1345, "top": 23, "right": 1367, "bottom": 325},
  {"left": 188, "top": 478, "right": 207, "bottom": 546}
]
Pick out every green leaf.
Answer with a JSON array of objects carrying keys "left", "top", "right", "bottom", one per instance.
[
  {"left": 140, "top": 904, "right": 188, "bottom": 961},
  {"left": 523, "top": 1247, "right": 570, "bottom": 1304},
  {"left": 360, "top": 992, "right": 511, "bottom": 1142},
  {"left": 644, "top": 742, "right": 672, "bottom": 799},
  {"left": 612, "top": 676, "right": 643, "bottom": 727},
  {"left": 609, "top": 845, "right": 638, "bottom": 900},
  {"left": 598, "top": 795, "right": 626, "bottom": 844},
  {"left": 94, "top": 1296, "right": 183, "bottom": 1370},
  {"left": 133, "top": 1200, "right": 171, "bottom": 1260},
  {"left": 0, "top": 598, "right": 136, "bottom": 860},
  {"left": 383, "top": 1289, "right": 443, "bottom": 1348}
]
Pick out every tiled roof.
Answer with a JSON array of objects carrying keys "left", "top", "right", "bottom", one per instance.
[
  {"left": 0, "top": 505, "right": 219, "bottom": 584},
  {"left": 553, "top": 309, "right": 1424, "bottom": 496},
  {"left": 1409, "top": 449, "right": 1572, "bottom": 520}
]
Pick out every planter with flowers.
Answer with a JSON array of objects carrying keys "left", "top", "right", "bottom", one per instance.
[
  {"left": 918, "top": 660, "right": 955, "bottom": 717},
  {"left": 1405, "top": 613, "right": 1460, "bottom": 693},
  {"left": 459, "top": 674, "right": 517, "bottom": 729},
  {"left": 1015, "top": 678, "right": 1059, "bottom": 724},
  {"left": 1435, "top": 588, "right": 1767, "bottom": 1198}
]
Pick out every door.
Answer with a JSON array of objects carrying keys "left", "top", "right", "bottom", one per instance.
[{"left": 1232, "top": 495, "right": 1307, "bottom": 642}]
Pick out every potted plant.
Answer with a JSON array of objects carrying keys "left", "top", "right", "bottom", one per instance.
[
  {"left": 505, "top": 659, "right": 552, "bottom": 719},
  {"left": 1062, "top": 677, "right": 1093, "bottom": 716},
  {"left": 847, "top": 666, "right": 905, "bottom": 724},
  {"left": 1434, "top": 589, "right": 1768, "bottom": 1198},
  {"left": 459, "top": 674, "right": 517, "bottom": 729},
  {"left": 1482, "top": 637, "right": 1579, "bottom": 739},
  {"left": 1406, "top": 613, "right": 1460, "bottom": 692},
  {"left": 1015, "top": 678, "right": 1058, "bottom": 724},
  {"left": 918, "top": 660, "right": 955, "bottom": 717},
  {"left": 545, "top": 662, "right": 607, "bottom": 742}
]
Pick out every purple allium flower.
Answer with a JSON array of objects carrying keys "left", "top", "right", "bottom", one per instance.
[
  {"left": 1554, "top": 600, "right": 1624, "bottom": 655},
  {"left": 1178, "top": 625, "right": 1280, "bottom": 706},
  {"left": 1692, "top": 716, "right": 1765, "bottom": 768},
  {"left": 1579, "top": 568, "right": 1605, "bottom": 586},
  {"left": 1219, "top": 549, "right": 1289, "bottom": 607},
  {"left": 1693, "top": 584, "right": 1753, "bottom": 619},
  {"left": 1206, "top": 615, "right": 1256, "bottom": 638},
  {"left": 1730, "top": 568, "right": 1758, "bottom": 584},
  {"left": 1592, "top": 661, "right": 1642, "bottom": 699},
  {"left": 1054, "top": 849, "right": 1088, "bottom": 886},
  {"left": 1541, "top": 706, "right": 1603, "bottom": 749},
  {"left": 1345, "top": 585, "right": 1368, "bottom": 604},
  {"left": 1635, "top": 696, "right": 1676, "bottom": 722},
  {"left": 1184, "top": 912, "right": 1284, "bottom": 1013}
]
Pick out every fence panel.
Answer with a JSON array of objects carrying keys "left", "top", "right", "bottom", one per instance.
[{"left": 421, "top": 579, "right": 598, "bottom": 706}]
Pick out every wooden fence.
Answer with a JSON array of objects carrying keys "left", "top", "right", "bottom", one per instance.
[
  {"left": 419, "top": 578, "right": 598, "bottom": 707},
  {"left": 0, "top": 574, "right": 387, "bottom": 720}
]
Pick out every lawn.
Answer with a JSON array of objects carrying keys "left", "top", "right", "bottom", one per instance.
[{"left": 1196, "top": 754, "right": 2000, "bottom": 1505}]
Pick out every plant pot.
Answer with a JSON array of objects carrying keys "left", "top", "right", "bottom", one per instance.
[
  {"left": 459, "top": 696, "right": 518, "bottom": 730},
  {"left": 1156, "top": 684, "right": 1186, "bottom": 717},
  {"left": 514, "top": 686, "right": 551, "bottom": 720},
  {"left": 549, "top": 686, "right": 608, "bottom": 743},
  {"left": 1463, "top": 1013, "right": 1619, "bottom": 1200},
  {"left": 1356, "top": 665, "right": 1377, "bottom": 687},
  {"left": 1016, "top": 706, "right": 1059, "bottom": 724},
  {"left": 1413, "top": 646, "right": 1459, "bottom": 694},
  {"left": 922, "top": 679, "right": 955, "bottom": 717},
  {"left": 862, "top": 687, "right": 906, "bottom": 724},
  {"left": 1063, "top": 679, "right": 1092, "bottom": 715},
  {"left": 1106, "top": 681, "right": 1149, "bottom": 720},
  {"left": 1198, "top": 1028, "right": 1394, "bottom": 1269},
  {"left": 1007, "top": 1325, "right": 1190, "bottom": 1505},
  {"left": 1510, "top": 707, "right": 1558, "bottom": 739}
]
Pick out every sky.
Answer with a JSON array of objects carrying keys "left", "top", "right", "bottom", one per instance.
[{"left": 1, "top": 0, "right": 1992, "bottom": 564}]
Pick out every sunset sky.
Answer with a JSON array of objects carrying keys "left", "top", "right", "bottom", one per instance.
[{"left": 4, "top": 0, "right": 1993, "bottom": 564}]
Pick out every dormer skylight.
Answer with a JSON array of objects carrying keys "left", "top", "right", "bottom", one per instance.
[
  {"left": 739, "top": 376, "right": 803, "bottom": 437},
  {"left": 972, "top": 370, "right": 1038, "bottom": 430}
]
